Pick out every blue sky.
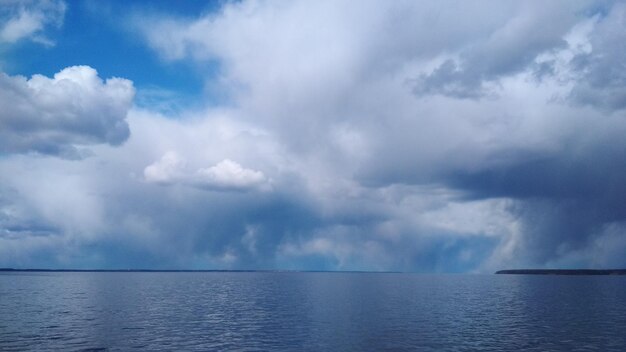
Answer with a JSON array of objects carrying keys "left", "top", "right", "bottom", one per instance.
[
  {"left": 1, "top": 0, "right": 626, "bottom": 272},
  {"left": 2, "top": 1, "right": 213, "bottom": 109}
]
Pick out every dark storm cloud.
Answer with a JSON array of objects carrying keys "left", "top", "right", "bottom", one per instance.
[
  {"left": 443, "top": 5, "right": 626, "bottom": 267},
  {"left": 354, "top": 1, "right": 626, "bottom": 269},
  {"left": 449, "top": 146, "right": 626, "bottom": 267}
]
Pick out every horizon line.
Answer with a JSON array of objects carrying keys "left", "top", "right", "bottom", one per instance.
[{"left": 0, "top": 268, "right": 409, "bottom": 274}]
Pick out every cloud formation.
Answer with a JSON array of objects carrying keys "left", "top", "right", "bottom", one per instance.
[
  {"left": 2, "top": 0, "right": 626, "bottom": 272},
  {"left": 0, "top": 65, "right": 135, "bottom": 157},
  {"left": 568, "top": 3, "right": 626, "bottom": 111},
  {"left": 131, "top": 0, "right": 626, "bottom": 270},
  {"left": 144, "top": 151, "right": 269, "bottom": 191},
  {"left": 0, "top": 0, "right": 66, "bottom": 46}
]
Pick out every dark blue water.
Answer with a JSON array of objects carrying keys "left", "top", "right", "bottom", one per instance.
[{"left": 1, "top": 272, "right": 626, "bottom": 351}]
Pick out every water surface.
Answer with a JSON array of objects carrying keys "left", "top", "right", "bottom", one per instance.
[{"left": 1, "top": 272, "right": 625, "bottom": 351}]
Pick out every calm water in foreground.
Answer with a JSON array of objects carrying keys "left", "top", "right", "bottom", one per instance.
[{"left": 1, "top": 272, "right": 626, "bottom": 351}]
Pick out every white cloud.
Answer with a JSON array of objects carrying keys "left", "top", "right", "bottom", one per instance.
[
  {"left": 0, "top": 0, "right": 66, "bottom": 46},
  {"left": 144, "top": 151, "right": 269, "bottom": 192},
  {"left": 0, "top": 65, "right": 135, "bottom": 157},
  {"left": 1, "top": 9, "right": 43, "bottom": 42},
  {"left": 195, "top": 159, "right": 267, "bottom": 190},
  {"left": 143, "top": 151, "right": 186, "bottom": 184}
]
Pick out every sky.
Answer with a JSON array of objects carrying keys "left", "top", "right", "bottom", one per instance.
[{"left": 1, "top": 0, "right": 625, "bottom": 272}]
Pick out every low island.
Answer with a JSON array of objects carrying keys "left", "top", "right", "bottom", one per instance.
[{"left": 496, "top": 269, "right": 626, "bottom": 275}]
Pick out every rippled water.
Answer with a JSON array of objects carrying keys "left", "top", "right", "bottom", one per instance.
[{"left": 1, "top": 272, "right": 626, "bottom": 351}]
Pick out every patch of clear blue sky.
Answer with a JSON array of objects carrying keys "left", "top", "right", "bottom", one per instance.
[{"left": 3, "top": 0, "right": 227, "bottom": 112}]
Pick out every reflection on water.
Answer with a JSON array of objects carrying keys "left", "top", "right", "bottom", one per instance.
[{"left": 1, "top": 272, "right": 626, "bottom": 351}]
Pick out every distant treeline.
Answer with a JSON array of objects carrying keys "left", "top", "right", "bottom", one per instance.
[{"left": 496, "top": 269, "right": 626, "bottom": 275}]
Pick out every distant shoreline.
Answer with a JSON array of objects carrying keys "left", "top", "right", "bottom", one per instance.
[{"left": 496, "top": 269, "right": 626, "bottom": 275}]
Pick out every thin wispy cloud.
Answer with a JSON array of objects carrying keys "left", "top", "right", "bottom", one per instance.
[{"left": 0, "top": 0, "right": 65, "bottom": 46}]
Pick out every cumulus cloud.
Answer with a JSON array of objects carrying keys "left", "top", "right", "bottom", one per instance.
[
  {"left": 143, "top": 151, "right": 186, "bottom": 184},
  {"left": 0, "top": 65, "right": 135, "bottom": 157},
  {"left": 196, "top": 159, "right": 268, "bottom": 190},
  {"left": 144, "top": 151, "right": 269, "bottom": 192},
  {"left": 0, "top": 0, "right": 66, "bottom": 46}
]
